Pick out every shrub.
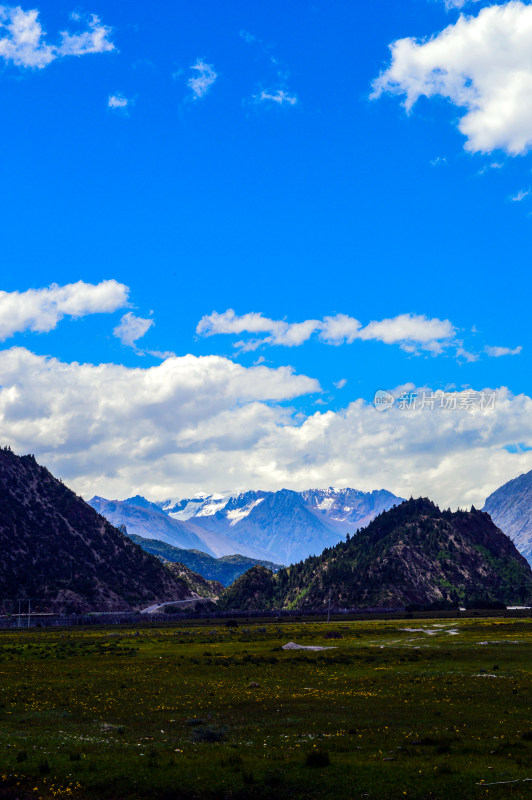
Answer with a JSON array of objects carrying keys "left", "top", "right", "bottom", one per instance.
[{"left": 325, "top": 630, "right": 343, "bottom": 639}]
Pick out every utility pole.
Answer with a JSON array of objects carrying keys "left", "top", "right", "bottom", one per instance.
[
  {"left": 17, "top": 599, "right": 21, "bottom": 628},
  {"left": 27, "top": 599, "right": 31, "bottom": 629}
]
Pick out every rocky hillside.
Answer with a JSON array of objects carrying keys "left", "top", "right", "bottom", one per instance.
[
  {"left": 219, "top": 498, "right": 532, "bottom": 611},
  {"left": 127, "top": 533, "right": 283, "bottom": 586},
  {"left": 165, "top": 562, "right": 224, "bottom": 599},
  {"left": 483, "top": 471, "right": 532, "bottom": 562},
  {"left": 0, "top": 448, "right": 201, "bottom": 613}
]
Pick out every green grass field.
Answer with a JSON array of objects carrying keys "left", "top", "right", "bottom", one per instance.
[{"left": 0, "top": 616, "right": 531, "bottom": 799}]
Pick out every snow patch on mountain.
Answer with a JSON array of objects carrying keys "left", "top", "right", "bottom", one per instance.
[
  {"left": 163, "top": 493, "right": 233, "bottom": 520},
  {"left": 316, "top": 497, "right": 335, "bottom": 511},
  {"left": 227, "top": 497, "right": 265, "bottom": 526}
]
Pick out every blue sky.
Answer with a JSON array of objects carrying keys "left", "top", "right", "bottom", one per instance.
[{"left": 1, "top": 0, "right": 532, "bottom": 506}]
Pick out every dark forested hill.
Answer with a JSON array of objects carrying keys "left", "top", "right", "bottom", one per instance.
[
  {"left": 219, "top": 498, "right": 532, "bottom": 611},
  {"left": 0, "top": 448, "right": 198, "bottom": 612}
]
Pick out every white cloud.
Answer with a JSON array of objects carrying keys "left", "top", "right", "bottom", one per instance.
[
  {"left": 334, "top": 378, "right": 347, "bottom": 389},
  {"left": 0, "top": 347, "right": 320, "bottom": 498},
  {"left": 455, "top": 344, "right": 479, "bottom": 362},
  {"left": 187, "top": 59, "right": 217, "bottom": 100},
  {"left": 0, "top": 346, "right": 531, "bottom": 509},
  {"left": 485, "top": 345, "right": 522, "bottom": 357},
  {"left": 320, "top": 314, "right": 362, "bottom": 344},
  {"left": 478, "top": 161, "right": 504, "bottom": 175},
  {"left": 0, "top": 280, "right": 129, "bottom": 341},
  {"left": 108, "top": 93, "right": 130, "bottom": 110},
  {"left": 272, "top": 319, "right": 321, "bottom": 346},
  {"left": 443, "top": 0, "right": 478, "bottom": 8},
  {"left": 372, "top": 1, "right": 532, "bottom": 154},
  {"left": 358, "top": 313, "right": 455, "bottom": 347},
  {"left": 197, "top": 309, "right": 321, "bottom": 347},
  {"left": 197, "top": 309, "right": 456, "bottom": 354},
  {"left": 0, "top": 5, "right": 53, "bottom": 67},
  {"left": 114, "top": 312, "right": 154, "bottom": 349},
  {"left": 511, "top": 189, "right": 530, "bottom": 202},
  {"left": 239, "top": 30, "right": 256, "bottom": 44},
  {"left": 58, "top": 14, "right": 114, "bottom": 57},
  {"left": 254, "top": 89, "right": 297, "bottom": 106},
  {"left": 149, "top": 349, "right": 176, "bottom": 360},
  {"left": 0, "top": 6, "right": 114, "bottom": 69}
]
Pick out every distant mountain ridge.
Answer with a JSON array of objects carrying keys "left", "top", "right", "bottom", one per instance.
[
  {"left": 219, "top": 498, "right": 532, "bottom": 611},
  {"left": 126, "top": 533, "right": 283, "bottom": 586},
  {"left": 90, "top": 487, "right": 403, "bottom": 565},
  {"left": 483, "top": 470, "right": 532, "bottom": 562}
]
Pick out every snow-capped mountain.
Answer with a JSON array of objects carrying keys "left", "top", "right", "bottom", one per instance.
[
  {"left": 161, "top": 493, "right": 234, "bottom": 521},
  {"left": 301, "top": 487, "right": 403, "bottom": 532},
  {"left": 90, "top": 496, "right": 218, "bottom": 555},
  {"left": 90, "top": 487, "right": 403, "bottom": 565}
]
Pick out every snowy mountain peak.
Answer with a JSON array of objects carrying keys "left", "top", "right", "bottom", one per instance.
[
  {"left": 91, "top": 486, "right": 404, "bottom": 565},
  {"left": 161, "top": 492, "right": 234, "bottom": 520}
]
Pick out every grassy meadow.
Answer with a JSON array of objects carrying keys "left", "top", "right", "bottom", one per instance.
[{"left": 0, "top": 616, "right": 531, "bottom": 799}]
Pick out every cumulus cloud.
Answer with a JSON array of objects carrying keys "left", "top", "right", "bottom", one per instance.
[
  {"left": 254, "top": 89, "right": 297, "bottom": 106},
  {"left": 197, "top": 309, "right": 320, "bottom": 348},
  {"left": 485, "top": 345, "right": 522, "bottom": 357},
  {"left": 197, "top": 309, "right": 456, "bottom": 354},
  {"left": 0, "top": 346, "right": 530, "bottom": 508},
  {"left": 0, "top": 6, "right": 114, "bottom": 69},
  {"left": 372, "top": 2, "right": 532, "bottom": 154},
  {"left": 0, "top": 347, "right": 320, "bottom": 497},
  {"left": 320, "top": 314, "right": 362, "bottom": 344},
  {"left": 113, "top": 312, "right": 154, "bottom": 349},
  {"left": 58, "top": 14, "right": 114, "bottom": 57},
  {"left": 0, "top": 280, "right": 129, "bottom": 341},
  {"left": 357, "top": 313, "right": 455, "bottom": 347},
  {"left": 187, "top": 59, "right": 217, "bottom": 100}
]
